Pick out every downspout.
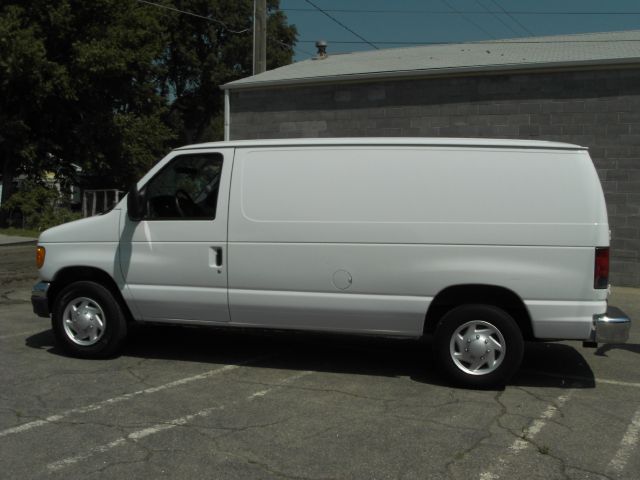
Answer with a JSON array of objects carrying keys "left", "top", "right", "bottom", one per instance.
[{"left": 224, "top": 89, "right": 230, "bottom": 141}]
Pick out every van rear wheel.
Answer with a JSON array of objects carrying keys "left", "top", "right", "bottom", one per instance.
[
  {"left": 434, "top": 304, "right": 523, "bottom": 388},
  {"left": 52, "top": 281, "right": 127, "bottom": 358}
]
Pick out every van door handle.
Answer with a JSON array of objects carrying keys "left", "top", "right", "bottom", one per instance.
[{"left": 210, "top": 247, "right": 223, "bottom": 268}]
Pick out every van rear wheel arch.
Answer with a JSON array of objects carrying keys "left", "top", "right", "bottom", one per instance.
[{"left": 423, "top": 284, "right": 533, "bottom": 340}]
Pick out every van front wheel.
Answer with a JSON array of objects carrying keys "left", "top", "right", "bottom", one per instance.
[
  {"left": 434, "top": 305, "right": 523, "bottom": 388},
  {"left": 52, "top": 281, "right": 127, "bottom": 358}
]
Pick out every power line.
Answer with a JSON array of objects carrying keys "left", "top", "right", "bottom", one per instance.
[
  {"left": 271, "top": 38, "right": 315, "bottom": 58},
  {"left": 137, "top": 1, "right": 306, "bottom": 60},
  {"left": 282, "top": 8, "right": 640, "bottom": 16},
  {"left": 441, "top": 0, "right": 496, "bottom": 39},
  {"left": 135, "top": 0, "right": 250, "bottom": 34},
  {"left": 303, "top": 0, "right": 378, "bottom": 50},
  {"left": 475, "top": 0, "right": 521, "bottom": 37},
  {"left": 489, "top": 0, "right": 535, "bottom": 36},
  {"left": 297, "top": 39, "right": 640, "bottom": 45}
]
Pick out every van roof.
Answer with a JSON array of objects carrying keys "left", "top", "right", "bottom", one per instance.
[{"left": 174, "top": 137, "right": 586, "bottom": 151}]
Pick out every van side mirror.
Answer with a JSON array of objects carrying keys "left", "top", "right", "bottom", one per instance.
[{"left": 127, "top": 185, "right": 144, "bottom": 221}]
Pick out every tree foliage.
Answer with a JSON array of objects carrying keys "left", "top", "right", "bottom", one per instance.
[
  {"left": 1, "top": 180, "right": 81, "bottom": 231},
  {"left": 159, "top": 0, "right": 297, "bottom": 144},
  {"left": 0, "top": 0, "right": 296, "bottom": 221}
]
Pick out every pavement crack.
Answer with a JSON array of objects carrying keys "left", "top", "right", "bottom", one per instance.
[
  {"left": 33, "top": 394, "right": 49, "bottom": 411},
  {"left": 289, "top": 385, "right": 390, "bottom": 402},
  {"left": 212, "top": 449, "right": 339, "bottom": 480},
  {"left": 564, "top": 465, "right": 613, "bottom": 480},
  {"left": 443, "top": 390, "right": 508, "bottom": 477},
  {"left": 124, "top": 359, "right": 152, "bottom": 385},
  {"left": 85, "top": 448, "right": 153, "bottom": 477},
  {"left": 235, "top": 378, "right": 390, "bottom": 403},
  {"left": 195, "top": 419, "right": 287, "bottom": 434},
  {"left": 0, "top": 406, "right": 25, "bottom": 420},
  {"left": 492, "top": 388, "right": 516, "bottom": 437}
]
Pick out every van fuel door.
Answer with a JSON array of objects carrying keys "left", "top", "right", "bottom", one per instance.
[{"left": 332, "top": 270, "right": 353, "bottom": 290}]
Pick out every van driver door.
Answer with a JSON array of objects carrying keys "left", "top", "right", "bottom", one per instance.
[{"left": 119, "top": 149, "right": 233, "bottom": 323}]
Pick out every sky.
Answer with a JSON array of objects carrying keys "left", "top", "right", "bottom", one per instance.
[{"left": 278, "top": 0, "right": 640, "bottom": 61}]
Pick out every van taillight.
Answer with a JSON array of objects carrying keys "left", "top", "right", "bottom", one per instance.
[{"left": 594, "top": 247, "right": 609, "bottom": 289}]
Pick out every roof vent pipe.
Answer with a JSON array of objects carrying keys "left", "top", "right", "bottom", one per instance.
[{"left": 315, "top": 40, "right": 328, "bottom": 59}]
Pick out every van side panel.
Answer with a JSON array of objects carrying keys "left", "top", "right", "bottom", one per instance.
[
  {"left": 227, "top": 146, "right": 608, "bottom": 337},
  {"left": 230, "top": 147, "right": 608, "bottom": 246},
  {"left": 227, "top": 243, "right": 603, "bottom": 336}
]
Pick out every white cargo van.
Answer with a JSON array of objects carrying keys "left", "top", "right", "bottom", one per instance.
[{"left": 31, "top": 138, "right": 631, "bottom": 387}]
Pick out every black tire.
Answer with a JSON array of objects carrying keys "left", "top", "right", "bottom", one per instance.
[
  {"left": 433, "top": 304, "right": 524, "bottom": 388},
  {"left": 51, "top": 281, "right": 128, "bottom": 358}
]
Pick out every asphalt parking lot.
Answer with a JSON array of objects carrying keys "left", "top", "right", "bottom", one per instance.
[{"left": 1, "top": 244, "right": 639, "bottom": 479}]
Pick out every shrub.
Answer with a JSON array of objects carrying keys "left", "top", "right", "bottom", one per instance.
[{"left": 1, "top": 181, "right": 82, "bottom": 232}]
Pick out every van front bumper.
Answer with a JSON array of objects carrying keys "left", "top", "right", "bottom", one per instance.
[
  {"left": 31, "top": 281, "right": 51, "bottom": 318},
  {"left": 592, "top": 306, "right": 631, "bottom": 344}
]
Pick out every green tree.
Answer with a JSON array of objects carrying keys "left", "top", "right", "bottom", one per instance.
[
  {"left": 156, "top": 0, "right": 297, "bottom": 144},
  {"left": 0, "top": 0, "right": 172, "bottom": 222},
  {"left": 1, "top": 180, "right": 81, "bottom": 231},
  {"left": 0, "top": 3, "right": 68, "bottom": 217},
  {"left": 0, "top": 0, "right": 297, "bottom": 225},
  {"left": 34, "top": 0, "right": 174, "bottom": 186}
]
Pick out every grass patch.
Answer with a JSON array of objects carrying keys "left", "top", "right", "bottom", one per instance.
[{"left": 0, "top": 227, "right": 40, "bottom": 238}]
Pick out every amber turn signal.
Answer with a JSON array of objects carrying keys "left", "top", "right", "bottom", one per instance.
[{"left": 36, "top": 246, "right": 46, "bottom": 269}]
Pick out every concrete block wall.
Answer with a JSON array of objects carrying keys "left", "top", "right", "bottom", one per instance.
[{"left": 230, "top": 68, "right": 640, "bottom": 286}]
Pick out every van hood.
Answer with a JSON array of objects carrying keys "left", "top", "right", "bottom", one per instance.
[{"left": 38, "top": 209, "right": 121, "bottom": 244}]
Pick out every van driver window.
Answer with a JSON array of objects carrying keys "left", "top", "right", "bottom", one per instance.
[{"left": 143, "top": 153, "right": 223, "bottom": 220}]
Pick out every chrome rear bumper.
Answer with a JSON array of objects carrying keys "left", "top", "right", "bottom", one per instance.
[{"left": 592, "top": 306, "right": 631, "bottom": 344}]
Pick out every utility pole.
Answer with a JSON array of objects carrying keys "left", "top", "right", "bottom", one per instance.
[{"left": 253, "top": 0, "right": 267, "bottom": 75}]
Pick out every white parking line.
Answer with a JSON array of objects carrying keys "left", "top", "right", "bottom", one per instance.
[
  {"left": 0, "top": 356, "right": 268, "bottom": 439},
  {"left": 521, "top": 370, "right": 640, "bottom": 389},
  {"left": 509, "top": 394, "right": 571, "bottom": 453},
  {"left": 246, "top": 370, "right": 313, "bottom": 401},
  {"left": 596, "top": 378, "right": 640, "bottom": 389},
  {"left": 47, "top": 369, "right": 313, "bottom": 472},
  {"left": 607, "top": 407, "right": 640, "bottom": 475},
  {"left": 479, "top": 392, "right": 572, "bottom": 480},
  {"left": 47, "top": 406, "right": 225, "bottom": 472}
]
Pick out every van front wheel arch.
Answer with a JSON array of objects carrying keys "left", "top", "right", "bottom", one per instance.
[
  {"left": 51, "top": 281, "right": 128, "bottom": 358},
  {"left": 434, "top": 304, "right": 523, "bottom": 388}
]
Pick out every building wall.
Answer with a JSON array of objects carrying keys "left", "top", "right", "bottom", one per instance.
[{"left": 229, "top": 68, "right": 640, "bottom": 286}]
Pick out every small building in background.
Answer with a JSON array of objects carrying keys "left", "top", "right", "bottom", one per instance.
[{"left": 222, "top": 30, "right": 640, "bottom": 287}]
